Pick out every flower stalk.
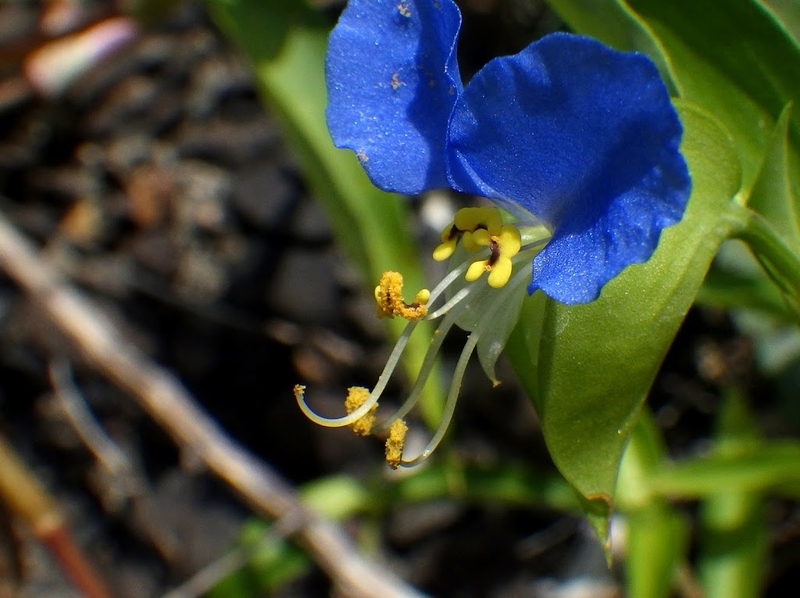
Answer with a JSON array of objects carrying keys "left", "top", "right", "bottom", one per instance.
[{"left": 729, "top": 204, "right": 800, "bottom": 320}]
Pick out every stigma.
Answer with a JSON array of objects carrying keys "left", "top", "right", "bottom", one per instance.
[{"left": 294, "top": 207, "right": 550, "bottom": 468}]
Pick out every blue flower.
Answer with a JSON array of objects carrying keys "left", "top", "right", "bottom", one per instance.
[
  {"left": 296, "top": 0, "right": 693, "bottom": 468},
  {"left": 325, "top": 0, "right": 691, "bottom": 305}
]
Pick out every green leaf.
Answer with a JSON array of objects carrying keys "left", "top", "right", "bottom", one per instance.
[
  {"left": 625, "top": 506, "right": 687, "bottom": 598},
  {"left": 551, "top": 0, "right": 800, "bottom": 192},
  {"left": 618, "top": 413, "right": 688, "bottom": 595},
  {"left": 739, "top": 103, "right": 800, "bottom": 313},
  {"left": 648, "top": 441, "right": 800, "bottom": 498},
  {"left": 762, "top": 0, "right": 800, "bottom": 46},
  {"left": 545, "top": 0, "right": 676, "bottom": 91},
  {"left": 697, "top": 260, "right": 796, "bottom": 322},
  {"left": 623, "top": 0, "right": 800, "bottom": 192},
  {"left": 742, "top": 103, "right": 800, "bottom": 251},
  {"left": 207, "top": 519, "right": 311, "bottom": 597},
  {"left": 506, "top": 102, "right": 742, "bottom": 547},
  {"left": 733, "top": 206, "right": 800, "bottom": 317},
  {"left": 697, "top": 391, "right": 766, "bottom": 598},
  {"left": 300, "top": 475, "right": 372, "bottom": 520},
  {"left": 205, "top": 0, "right": 444, "bottom": 425},
  {"left": 387, "top": 463, "right": 581, "bottom": 512}
]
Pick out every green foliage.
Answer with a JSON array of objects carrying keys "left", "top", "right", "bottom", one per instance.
[
  {"left": 764, "top": 0, "right": 800, "bottom": 44},
  {"left": 626, "top": 0, "right": 800, "bottom": 191},
  {"left": 536, "top": 0, "right": 800, "bottom": 555},
  {"left": 617, "top": 414, "right": 688, "bottom": 598},
  {"left": 506, "top": 102, "right": 743, "bottom": 547},
  {"left": 737, "top": 105, "right": 800, "bottom": 315},
  {"left": 648, "top": 441, "right": 800, "bottom": 498},
  {"left": 206, "top": 0, "right": 800, "bottom": 595},
  {"left": 550, "top": 0, "right": 800, "bottom": 190},
  {"left": 208, "top": 466, "right": 580, "bottom": 595},
  {"left": 747, "top": 106, "right": 800, "bottom": 251}
]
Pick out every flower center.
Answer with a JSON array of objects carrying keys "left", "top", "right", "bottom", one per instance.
[
  {"left": 433, "top": 207, "right": 522, "bottom": 288},
  {"left": 295, "top": 207, "right": 550, "bottom": 468}
]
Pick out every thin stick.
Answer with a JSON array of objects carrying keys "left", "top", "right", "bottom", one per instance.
[
  {"left": 0, "top": 435, "right": 111, "bottom": 598},
  {"left": 160, "top": 545, "right": 249, "bottom": 598},
  {"left": 48, "top": 358, "right": 179, "bottom": 562},
  {"left": 0, "top": 210, "right": 424, "bottom": 598},
  {"left": 48, "top": 359, "right": 134, "bottom": 479}
]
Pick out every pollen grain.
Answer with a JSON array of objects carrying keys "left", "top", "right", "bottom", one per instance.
[
  {"left": 385, "top": 419, "right": 408, "bottom": 469},
  {"left": 374, "top": 271, "right": 429, "bottom": 321},
  {"left": 344, "top": 387, "right": 376, "bottom": 436}
]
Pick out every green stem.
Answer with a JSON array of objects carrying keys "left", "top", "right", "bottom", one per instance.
[
  {"left": 618, "top": 411, "right": 689, "bottom": 598},
  {"left": 728, "top": 204, "right": 800, "bottom": 318},
  {"left": 698, "top": 491, "right": 765, "bottom": 598},
  {"left": 697, "top": 389, "right": 767, "bottom": 598}
]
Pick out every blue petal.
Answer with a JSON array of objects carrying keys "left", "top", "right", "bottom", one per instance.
[
  {"left": 326, "top": 0, "right": 463, "bottom": 194},
  {"left": 447, "top": 33, "right": 691, "bottom": 304}
]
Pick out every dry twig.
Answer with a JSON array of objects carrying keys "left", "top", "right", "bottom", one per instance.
[
  {"left": 0, "top": 209, "right": 424, "bottom": 598},
  {"left": 48, "top": 358, "right": 180, "bottom": 563},
  {"left": 0, "top": 434, "right": 112, "bottom": 598},
  {"left": 48, "top": 359, "right": 135, "bottom": 480}
]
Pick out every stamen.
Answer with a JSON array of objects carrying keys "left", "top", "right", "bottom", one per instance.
[
  {"left": 399, "top": 326, "right": 475, "bottom": 467},
  {"left": 426, "top": 258, "right": 470, "bottom": 306},
  {"left": 433, "top": 207, "right": 523, "bottom": 289},
  {"left": 433, "top": 207, "right": 502, "bottom": 262},
  {"left": 374, "top": 271, "right": 429, "bottom": 321},
  {"left": 296, "top": 383, "right": 377, "bottom": 428},
  {"left": 385, "top": 419, "right": 408, "bottom": 469},
  {"left": 370, "top": 231, "right": 532, "bottom": 437},
  {"left": 465, "top": 227, "right": 492, "bottom": 252},
  {"left": 293, "top": 317, "right": 418, "bottom": 428},
  {"left": 465, "top": 260, "right": 489, "bottom": 282},
  {"left": 399, "top": 266, "right": 531, "bottom": 467},
  {"left": 296, "top": 208, "right": 554, "bottom": 468},
  {"left": 464, "top": 224, "right": 522, "bottom": 288},
  {"left": 487, "top": 257, "right": 514, "bottom": 289},
  {"left": 454, "top": 206, "right": 501, "bottom": 233},
  {"left": 372, "top": 279, "right": 476, "bottom": 433},
  {"left": 432, "top": 237, "right": 457, "bottom": 261},
  {"left": 344, "top": 387, "right": 376, "bottom": 436},
  {"left": 433, "top": 224, "right": 460, "bottom": 261},
  {"left": 426, "top": 285, "right": 471, "bottom": 320}
]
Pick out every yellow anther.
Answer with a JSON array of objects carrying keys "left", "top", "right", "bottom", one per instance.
[
  {"left": 344, "top": 387, "right": 376, "bottom": 436},
  {"left": 385, "top": 418, "right": 408, "bottom": 469},
  {"left": 433, "top": 235, "right": 457, "bottom": 261},
  {"left": 496, "top": 224, "right": 522, "bottom": 255},
  {"left": 433, "top": 207, "right": 510, "bottom": 262},
  {"left": 487, "top": 256, "right": 514, "bottom": 288},
  {"left": 463, "top": 224, "right": 522, "bottom": 288},
  {"left": 453, "top": 207, "right": 501, "bottom": 233},
  {"left": 414, "top": 288, "right": 431, "bottom": 306},
  {"left": 374, "top": 271, "right": 429, "bottom": 321},
  {"left": 465, "top": 260, "right": 488, "bottom": 282},
  {"left": 461, "top": 229, "right": 485, "bottom": 252}
]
